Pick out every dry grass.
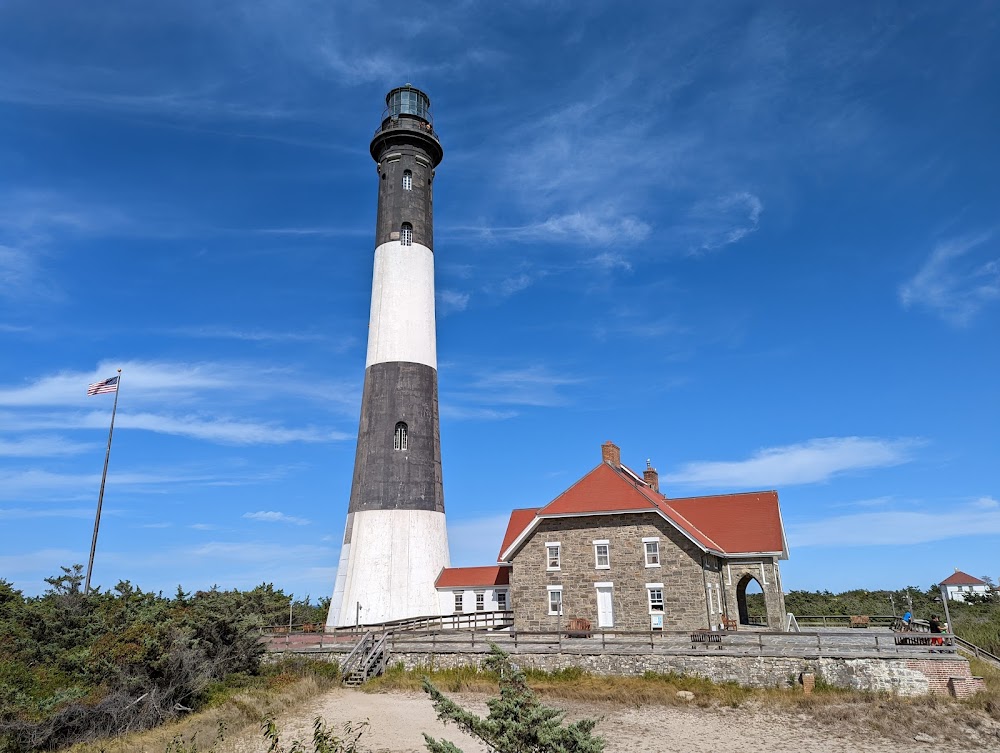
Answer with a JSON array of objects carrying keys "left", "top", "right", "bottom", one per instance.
[{"left": 61, "top": 668, "right": 339, "bottom": 753}]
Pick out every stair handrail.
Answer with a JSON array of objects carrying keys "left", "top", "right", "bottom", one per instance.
[
  {"left": 955, "top": 636, "right": 1000, "bottom": 668},
  {"left": 341, "top": 630, "right": 374, "bottom": 678},
  {"left": 359, "top": 631, "right": 392, "bottom": 679}
]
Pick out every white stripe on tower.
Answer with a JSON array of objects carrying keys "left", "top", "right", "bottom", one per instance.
[{"left": 366, "top": 241, "right": 437, "bottom": 369}]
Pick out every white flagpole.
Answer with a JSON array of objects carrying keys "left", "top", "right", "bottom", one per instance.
[{"left": 85, "top": 368, "right": 122, "bottom": 596}]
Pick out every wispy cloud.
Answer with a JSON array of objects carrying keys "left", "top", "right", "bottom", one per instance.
[
  {"left": 495, "top": 212, "right": 651, "bottom": 247},
  {"left": 437, "top": 290, "right": 471, "bottom": 315},
  {"left": 0, "top": 507, "right": 93, "bottom": 519},
  {"left": 666, "top": 436, "right": 921, "bottom": 489},
  {"left": 899, "top": 232, "right": 999, "bottom": 325},
  {"left": 1, "top": 410, "right": 346, "bottom": 446},
  {"left": 0, "top": 435, "right": 93, "bottom": 457},
  {"left": 683, "top": 192, "right": 764, "bottom": 253},
  {"left": 453, "top": 366, "right": 585, "bottom": 408},
  {"left": 790, "top": 498, "right": 1000, "bottom": 547},
  {"left": 164, "top": 325, "right": 344, "bottom": 345},
  {"left": 0, "top": 359, "right": 358, "bottom": 412},
  {"left": 0, "top": 465, "right": 294, "bottom": 501},
  {"left": 243, "top": 510, "right": 311, "bottom": 525}
]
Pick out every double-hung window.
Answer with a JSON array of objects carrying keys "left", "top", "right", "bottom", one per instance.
[
  {"left": 453, "top": 591, "right": 463, "bottom": 613},
  {"left": 547, "top": 585, "right": 563, "bottom": 615},
  {"left": 643, "top": 537, "right": 660, "bottom": 567},
  {"left": 647, "top": 584, "right": 664, "bottom": 613},
  {"left": 475, "top": 592, "right": 484, "bottom": 611},
  {"left": 546, "top": 542, "right": 561, "bottom": 570},
  {"left": 593, "top": 540, "right": 610, "bottom": 569},
  {"left": 497, "top": 591, "right": 507, "bottom": 610}
]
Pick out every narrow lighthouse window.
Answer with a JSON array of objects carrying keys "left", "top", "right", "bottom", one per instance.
[
  {"left": 402, "top": 170, "right": 412, "bottom": 191},
  {"left": 400, "top": 223, "right": 413, "bottom": 246},
  {"left": 394, "top": 422, "right": 408, "bottom": 451}
]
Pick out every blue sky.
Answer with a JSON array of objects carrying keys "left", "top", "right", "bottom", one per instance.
[{"left": 1, "top": 1, "right": 997, "bottom": 601}]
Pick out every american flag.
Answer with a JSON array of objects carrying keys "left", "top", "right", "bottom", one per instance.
[{"left": 87, "top": 376, "right": 119, "bottom": 396}]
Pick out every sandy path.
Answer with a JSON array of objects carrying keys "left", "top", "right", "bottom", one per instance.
[{"left": 219, "top": 686, "right": 995, "bottom": 753}]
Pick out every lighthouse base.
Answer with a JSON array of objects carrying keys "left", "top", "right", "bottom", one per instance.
[{"left": 327, "top": 508, "right": 450, "bottom": 628}]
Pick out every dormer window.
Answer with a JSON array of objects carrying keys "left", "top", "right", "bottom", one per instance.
[
  {"left": 402, "top": 170, "right": 412, "bottom": 191},
  {"left": 400, "top": 223, "right": 413, "bottom": 246},
  {"left": 394, "top": 422, "right": 408, "bottom": 450}
]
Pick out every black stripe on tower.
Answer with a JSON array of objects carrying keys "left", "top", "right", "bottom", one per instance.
[
  {"left": 348, "top": 362, "right": 443, "bottom": 513},
  {"left": 374, "top": 149, "right": 437, "bottom": 252}
]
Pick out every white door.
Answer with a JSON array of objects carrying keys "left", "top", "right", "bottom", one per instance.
[{"left": 596, "top": 586, "right": 614, "bottom": 628}]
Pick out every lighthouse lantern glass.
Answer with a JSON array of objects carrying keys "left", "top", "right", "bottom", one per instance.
[{"left": 388, "top": 88, "right": 430, "bottom": 120}]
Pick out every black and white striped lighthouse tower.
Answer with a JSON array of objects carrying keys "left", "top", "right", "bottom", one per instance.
[{"left": 327, "top": 85, "right": 449, "bottom": 627}]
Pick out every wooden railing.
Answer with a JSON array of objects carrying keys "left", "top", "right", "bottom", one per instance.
[{"left": 268, "top": 626, "right": 958, "bottom": 659}]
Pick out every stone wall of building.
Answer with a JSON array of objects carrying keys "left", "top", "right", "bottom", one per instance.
[
  {"left": 721, "top": 558, "right": 786, "bottom": 630},
  {"left": 510, "top": 513, "right": 718, "bottom": 632},
  {"left": 384, "top": 650, "right": 975, "bottom": 697}
]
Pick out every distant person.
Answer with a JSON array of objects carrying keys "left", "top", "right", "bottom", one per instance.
[
  {"left": 929, "top": 614, "right": 943, "bottom": 647},
  {"left": 902, "top": 610, "right": 912, "bottom": 631}
]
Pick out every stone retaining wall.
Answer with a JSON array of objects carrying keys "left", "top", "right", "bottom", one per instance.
[{"left": 380, "top": 650, "right": 976, "bottom": 697}]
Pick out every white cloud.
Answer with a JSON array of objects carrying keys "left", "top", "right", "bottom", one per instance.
[
  {"left": 789, "top": 501, "right": 1000, "bottom": 547},
  {"left": 665, "top": 436, "right": 920, "bottom": 489},
  {"left": 684, "top": 191, "right": 764, "bottom": 253},
  {"left": 164, "top": 326, "right": 337, "bottom": 344},
  {"left": 452, "top": 366, "right": 585, "bottom": 408},
  {"left": 438, "top": 290, "right": 471, "bottom": 315},
  {"left": 0, "top": 435, "right": 93, "bottom": 457},
  {"left": 899, "top": 233, "right": 1000, "bottom": 325},
  {"left": 499, "top": 212, "right": 651, "bottom": 246},
  {"left": 0, "top": 410, "right": 345, "bottom": 445},
  {"left": 0, "top": 465, "right": 292, "bottom": 501},
  {"left": 0, "top": 507, "right": 93, "bottom": 519},
  {"left": 244, "top": 510, "right": 311, "bottom": 526}
]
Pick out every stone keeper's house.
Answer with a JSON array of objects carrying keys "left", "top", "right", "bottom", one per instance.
[{"left": 494, "top": 441, "right": 788, "bottom": 632}]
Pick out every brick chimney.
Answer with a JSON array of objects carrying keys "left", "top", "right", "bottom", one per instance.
[
  {"left": 643, "top": 459, "right": 659, "bottom": 493},
  {"left": 601, "top": 440, "right": 621, "bottom": 467}
]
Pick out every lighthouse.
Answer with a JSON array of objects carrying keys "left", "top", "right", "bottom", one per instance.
[{"left": 327, "top": 85, "right": 449, "bottom": 627}]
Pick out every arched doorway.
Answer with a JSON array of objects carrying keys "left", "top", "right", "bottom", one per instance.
[{"left": 736, "top": 574, "right": 765, "bottom": 626}]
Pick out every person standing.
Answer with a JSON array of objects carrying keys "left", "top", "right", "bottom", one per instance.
[{"left": 929, "top": 614, "right": 943, "bottom": 647}]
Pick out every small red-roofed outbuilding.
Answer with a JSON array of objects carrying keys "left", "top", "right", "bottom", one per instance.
[{"left": 940, "top": 570, "right": 992, "bottom": 602}]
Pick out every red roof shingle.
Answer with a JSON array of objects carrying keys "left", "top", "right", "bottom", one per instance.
[
  {"left": 940, "top": 570, "right": 987, "bottom": 586},
  {"left": 499, "top": 460, "right": 787, "bottom": 561},
  {"left": 435, "top": 566, "right": 510, "bottom": 589},
  {"left": 497, "top": 508, "right": 539, "bottom": 561}
]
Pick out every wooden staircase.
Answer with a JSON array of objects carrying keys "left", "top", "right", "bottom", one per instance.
[{"left": 341, "top": 630, "right": 392, "bottom": 687}]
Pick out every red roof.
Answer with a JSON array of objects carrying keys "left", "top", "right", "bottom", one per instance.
[
  {"left": 435, "top": 566, "right": 510, "bottom": 589},
  {"left": 498, "top": 508, "right": 539, "bottom": 561},
  {"left": 940, "top": 570, "right": 987, "bottom": 586},
  {"left": 669, "top": 491, "right": 784, "bottom": 555},
  {"left": 499, "top": 461, "right": 786, "bottom": 561}
]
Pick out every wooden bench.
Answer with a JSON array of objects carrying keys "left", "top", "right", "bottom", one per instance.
[
  {"left": 691, "top": 629, "right": 723, "bottom": 648},
  {"left": 565, "top": 617, "right": 592, "bottom": 638},
  {"left": 720, "top": 617, "right": 738, "bottom": 632},
  {"left": 850, "top": 615, "right": 870, "bottom": 628}
]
